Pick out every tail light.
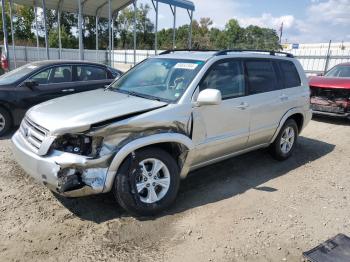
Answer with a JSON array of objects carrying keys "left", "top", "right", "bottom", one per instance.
[{"left": 1, "top": 54, "right": 9, "bottom": 72}]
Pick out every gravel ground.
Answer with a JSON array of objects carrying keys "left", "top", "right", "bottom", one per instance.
[{"left": 0, "top": 116, "right": 350, "bottom": 262}]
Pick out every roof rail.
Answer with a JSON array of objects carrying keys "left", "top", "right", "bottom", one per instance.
[
  {"left": 159, "top": 49, "right": 219, "bottom": 55},
  {"left": 215, "top": 49, "right": 294, "bottom": 58}
]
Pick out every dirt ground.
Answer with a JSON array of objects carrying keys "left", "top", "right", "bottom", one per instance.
[{"left": 0, "top": 116, "right": 350, "bottom": 262}]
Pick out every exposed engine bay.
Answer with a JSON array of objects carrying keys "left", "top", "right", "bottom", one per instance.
[{"left": 310, "top": 86, "right": 350, "bottom": 115}]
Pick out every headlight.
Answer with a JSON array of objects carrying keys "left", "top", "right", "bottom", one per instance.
[{"left": 51, "top": 134, "right": 103, "bottom": 156}]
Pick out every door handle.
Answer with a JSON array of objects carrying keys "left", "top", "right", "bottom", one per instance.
[
  {"left": 235, "top": 102, "right": 249, "bottom": 110},
  {"left": 62, "top": 89, "right": 75, "bottom": 92},
  {"left": 279, "top": 94, "right": 289, "bottom": 101}
]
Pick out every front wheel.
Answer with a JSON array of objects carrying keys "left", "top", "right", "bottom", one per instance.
[
  {"left": 113, "top": 148, "right": 180, "bottom": 217},
  {"left": 0, "top": 107, "right": 12, "bottom": 137},
  {"left": 269, "top": 119, "right": 298, "bottom": 161}
]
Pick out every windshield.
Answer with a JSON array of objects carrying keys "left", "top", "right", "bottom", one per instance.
[
  {"left": 0, "top": 63, "right": 40, "bottom": 85},
  {"left": 109, "top": 58, "right": 205, "bottom": 102},
  {"left": 325, "top": 65, "right": 350, "bottom": 77}
]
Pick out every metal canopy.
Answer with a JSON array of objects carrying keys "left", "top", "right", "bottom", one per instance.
[
  {"left": 12, "top": 0, "right": 133, "bottom": 18},
  {"left": 2, "top": 0, "right": 195, "bottom": 69},
  {"left": 156, "top": 0, "right": 194, "bottom": 11},
  {"left": 12, "top": 0, "right": 194, "bottom": 17}
]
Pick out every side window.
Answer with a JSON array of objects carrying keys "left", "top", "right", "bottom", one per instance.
[
  {"left": 50, "top": 66, "right": 72, "bottom": 83},
  {"left": 245, "top": 60, "right": 279, "bottom": 95},
  {"left": 279, "top": 61, "right": 301, "bottom": 88},
  {"left": 30, "top": 68, "right": 51, "bottom": 84},
  {"left": 199, "top": 60, "right": 245, "bottom": 99},
  {"left": 76, "top": 66, "right": 107, "bottom": 81}
]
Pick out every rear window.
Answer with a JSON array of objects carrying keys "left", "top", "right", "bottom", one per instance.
[
  {"left": 279, "top": 61, "right": 301, "bottom": 88},
  {"left": 245, "top": 60, "right": 279, "bottom": 95}
]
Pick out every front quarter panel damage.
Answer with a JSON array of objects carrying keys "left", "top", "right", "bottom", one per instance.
[{"left": 54, "top": 104, "right": 195, "bottom": 196}]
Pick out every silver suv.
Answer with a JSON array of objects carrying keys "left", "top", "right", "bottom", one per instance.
[{"left": 12, "top": 50, "right": 312, "bottom": 216}]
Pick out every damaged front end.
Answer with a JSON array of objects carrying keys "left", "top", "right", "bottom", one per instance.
[
  {"left": 49, "top": 134, "right": 114, "bottom": 197},
  {"left": 310, "top": 86, "right": 350, "bottom": 117}
]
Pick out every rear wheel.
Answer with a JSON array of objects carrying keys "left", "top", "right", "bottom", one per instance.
[
  {"left": 114, "top": 148, "right": 180, "bottom": 217},
  {"left": 0, "top": 107, "right": 12, "bottom": 136},
  {"left": 270, "top": 119, "right": 298, "bottom": 161}
]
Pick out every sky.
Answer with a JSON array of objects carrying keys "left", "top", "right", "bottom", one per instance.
[{"left": 141, "top": 0, "right": 350, "bottom": 43}]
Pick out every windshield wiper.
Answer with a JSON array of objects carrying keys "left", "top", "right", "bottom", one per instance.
[{"left": 115, "top": 89, "right": 169, "bottom": 102}]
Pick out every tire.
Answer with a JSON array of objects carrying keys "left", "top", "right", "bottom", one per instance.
[
  {"left": 113, "top": 148, "right": 180, "bottom": 217},
  {"left": 269, "top": 119, "right": 298, "bottom": 161},
  {"left": 0, "top": 107, "right": 12, "bottom": 137}
]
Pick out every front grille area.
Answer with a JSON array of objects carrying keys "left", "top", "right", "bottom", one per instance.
[
  {"left": 310, "top": 86, "right": 350, "bottom": 114},
  {"left": 20, "top": 117, "right": 48, "bottom": 152}
]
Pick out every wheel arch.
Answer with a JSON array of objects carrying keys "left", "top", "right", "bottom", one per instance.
[
  {"left": 270, "top": 108, "right": 305, "bottom": 144},
  {"left": 102, "top": 133, "right": 194, "bottom": 193}
]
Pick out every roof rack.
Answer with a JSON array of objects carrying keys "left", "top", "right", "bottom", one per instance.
[
  {"left": 215, "top": 49, "right": 294, "bottom": 58},
  {"left": 159, "top": 49, "right": 219, "bottom": 55}
]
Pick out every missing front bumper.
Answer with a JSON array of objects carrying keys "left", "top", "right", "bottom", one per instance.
[{"left": 12, "top": 131, "right": 111, "bottom": 197}]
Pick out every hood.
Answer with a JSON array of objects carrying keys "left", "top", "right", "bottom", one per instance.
[
  {"left": 27, "top": 89, "right": 167, "bottom": 134},
  {"left": 309, "top": 76, "right": 350, "bottom": 89}
]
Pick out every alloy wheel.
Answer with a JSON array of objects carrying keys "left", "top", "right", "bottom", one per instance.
[{"left": 135, "top": 158, "right": 171, "bottom": 204}]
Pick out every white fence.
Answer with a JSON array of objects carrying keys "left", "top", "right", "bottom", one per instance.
[
  {"left": 2, "top": 44, "right": 350, "bottom": 74},
  {"left": 1, "top": 45, "right": 161, "bottom": 70},
  {"left": 283, "top": 42, "right": 350, "bottom": 75}
]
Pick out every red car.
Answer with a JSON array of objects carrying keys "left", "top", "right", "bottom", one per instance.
[{"left": 309, "top": 63, "right": 350, "bottom": 118}]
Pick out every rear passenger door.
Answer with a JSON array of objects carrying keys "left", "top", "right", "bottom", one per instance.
[
  {"left": 243, "top": 59, "right": 287, "bottom": 147},
  {"left": 276, "top": 60, "right": 305, "bottom": 113},
  {"left": 73, "top": 65, "right": 113, "bottom": 93}
]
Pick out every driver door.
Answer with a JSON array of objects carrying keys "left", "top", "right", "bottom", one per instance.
[
  {"left": 21, "top": 65, "right": 74, "bottom": 108},
  {"left": 191, "top": 59, "right": 251, "bottom": 166}
]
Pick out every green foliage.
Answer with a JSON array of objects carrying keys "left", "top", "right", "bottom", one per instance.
[
  {"left": 48, "top": 25, "right": 76, "bottom": 49},
  {"left": 1, "top": 3, "right": 281, "bottom": 51}
]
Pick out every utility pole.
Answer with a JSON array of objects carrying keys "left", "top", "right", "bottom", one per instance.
[{"left": 279, "top": 22, "right": 284, "bottom": 44}]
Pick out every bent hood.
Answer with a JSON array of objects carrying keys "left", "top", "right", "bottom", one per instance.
[
  {"left": 27, "top": 89, "right": 167, "bottom": 135},
  {"left": 309, "top": 76, "right": 350, "bottom": 89}
]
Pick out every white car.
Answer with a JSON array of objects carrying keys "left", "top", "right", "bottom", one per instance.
[{"left": 12, "top": 50, "right": 312, "bottom": 216}]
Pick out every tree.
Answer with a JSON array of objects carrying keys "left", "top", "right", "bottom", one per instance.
[{"left": 48, "top": 25, "right": 75, "bottom": 48}]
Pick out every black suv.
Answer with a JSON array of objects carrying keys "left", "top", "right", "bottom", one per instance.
[{"left": 0, "top": 60, "right": 122, "bottom": 135}]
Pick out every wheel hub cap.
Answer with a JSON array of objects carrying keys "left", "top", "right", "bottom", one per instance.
[
  {"left": 135, "top": 158, "right": 171, "bottom": 204},
  {"left": 0, "top": 113, "right": 5, "bottom": 132},
  {"left": 280, "top": 126, "right": 295, "bottom": 154}
]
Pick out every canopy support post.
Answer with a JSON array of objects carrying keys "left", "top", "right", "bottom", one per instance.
[
  {"left": 1, "top": 0, "right": 9, "bottom": 70},
  {"left": 111, "top": 12, "right": 115, "bottom": 67},
  {"left": 57, "top": 0, "right": 63, "bottom": 59},
  {"left": 170, "top": 5, "right": 176, "bottom": 49},
  {"left": 187, "top": 9, "right": 193, "bottom": 49},
  {"left": 42, "top": 0, "right": 50, "bottom": 59},
  {"left": 34, "top": 0, "right": 40, "bottom": 59},
  {"left": 95, "top": 14, "right": 99, "bottom": 62},
  {"left": 108, "top": 0, "right": 111, "bottom": 66},
  {"left": 77, "top": 0, "right": 84, "bottom": 60},
  {"left": 9, "top": 0, "right": 16, "bottom": 68},
  {"left": 151, "top": 0, "right": 158, "bottom": 55},
  {"left": 133, "top": 0, "right": 137, "bottom": 65}
]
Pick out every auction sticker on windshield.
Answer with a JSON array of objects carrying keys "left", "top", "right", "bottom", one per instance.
[{"left": 174, "top": 63, "right": 199, "bottom": 70}]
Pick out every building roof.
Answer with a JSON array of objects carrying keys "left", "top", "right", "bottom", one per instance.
[{"left": 12, "top": 0, "right": 194, "bottom": 18}]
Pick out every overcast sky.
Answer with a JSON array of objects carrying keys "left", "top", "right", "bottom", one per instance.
[{"left": 141, "top": 0, "right": 350, "bottom": 43}]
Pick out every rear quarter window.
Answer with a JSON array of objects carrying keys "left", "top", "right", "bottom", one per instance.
[{"left": 279, "top": 61, "right": 301, "bottom": 88}]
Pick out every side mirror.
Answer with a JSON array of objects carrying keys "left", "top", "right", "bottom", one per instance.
[
  {"left": 24, "top": 80, "right": 39, "bottom": 90},
  {"left": 196, "top": 89, "right": 222, "bottom": 106}
]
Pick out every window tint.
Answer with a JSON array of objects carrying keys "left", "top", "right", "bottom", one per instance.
[
  {"left": 30, "top": 66, "right": 72, "bottom": 84},
  {"left": 77, "top": 66, "right": 107, "bottom": 81},
  {"left": 200, "top": 60, "right": 245, "bottom": 99},
  {"left": 279, "top": 61, "right": 301, "bottom": 88},
  {"left": 51, "top": 66, "right": 72, "bottom": 83},
  {"left": 30, "top": 68, "right": 50, "bottom": 84},
  {"left": 245, "top": 60, "right": 278, "bottom": 94}
]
